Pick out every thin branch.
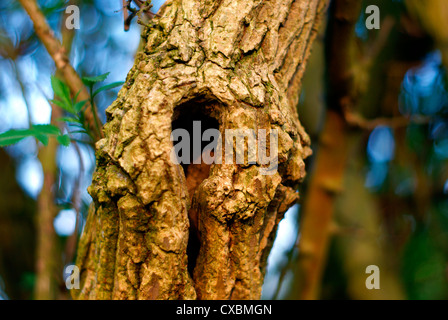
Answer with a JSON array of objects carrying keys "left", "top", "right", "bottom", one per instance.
[
  {"left": 272, "top": 232, "right": 299, "bottom": 300},
  {"left": 11, "top": 47, "right": 60, "bottom": 301},
  {"left": 12, "top": 61, "right": 33, "bottom": 128},
  {"left": 64, "top": 140, "right": 84, "bottom": 266},
  {"left": 17, "top": 0, "right": 103, "bottom": 142},
  {"left": 341, "top": 99, "right": 431, "bottom": 130},
  {"left": 122, "top": 0, "right": 159, "bottom": 31},
  {"left": 122, "top": 0, "right": 130, "bottom": 31}
]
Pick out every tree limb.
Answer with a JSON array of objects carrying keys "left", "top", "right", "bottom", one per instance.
[{"left": 18, "top": 0, "right": 103, "bottom": 142}]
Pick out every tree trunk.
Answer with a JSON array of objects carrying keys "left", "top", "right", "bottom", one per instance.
[{"left": 73, "top": 0, "right": 328, "bottom": 300}]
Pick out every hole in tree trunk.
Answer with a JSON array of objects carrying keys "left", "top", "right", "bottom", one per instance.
[{"left": 171, "top": 99, "right": 220, "bottom": 277}]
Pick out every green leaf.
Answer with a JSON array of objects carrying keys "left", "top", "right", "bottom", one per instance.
[
  {"left": 82, "top": 72, "right": 110, "bottom": 86},
  {"left": 70, "top": 130, "right": 89, "bottom": 135},
  {"left": 0, "top": 129, "right": 35, "bottom": 147},
  {"left": 51, "top": 76, "right": 71, "bottom": 106},
  {"left": 56, "top": 116, "right": 82, "bottom": 124},
  {"left": 32, "top": 124, "right": 61, "bottom": 136},
  {"left": 93, "top": 81, "right": 124, "bottom": 98},
  {"left": 0, "top": 136, "right": 26, "bottom": 146},
  {"left": 57, "top": 134, "right": 71, "bottom": 147},
  {"left": 33, "top": 133, "right": 49, "bottom": 146},
  {"left": 50, "top": 98, "right": 74, "bottom": 114},
  {"left": 0, "top": 125, "right": 62, "bottom": 147},
  {"left": 73, "top": 89, "right": 82, "bottom": 102},
  {"left": 74, "top": 99, "right": 88, "bottom": 113}
]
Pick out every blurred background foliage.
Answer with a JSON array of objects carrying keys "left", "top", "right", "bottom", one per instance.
[{"left": 0, "top": 0, "right": 447, "bottom": 300}]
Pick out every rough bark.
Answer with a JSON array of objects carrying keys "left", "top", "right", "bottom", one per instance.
[{"left": 73, "top": 0, "right": 328, "bottom": 300}]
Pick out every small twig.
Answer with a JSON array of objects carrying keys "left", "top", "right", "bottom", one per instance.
[
  {"left": 340, "top": 97, "right": 431, "bottom": 130},
  {"left": 86, "top": 85, "right": 103, "bottom": 143},
  {"left": 122, "top": 0, "right": 130, "bottom": 31},
  {"left": 12, "top": 61, "right": 33, "bottom": 128},
  {"left": 344, "top": 111, "right": 430, "bottom": 130},
  {"left": 272, "top": 233, "right": 299, "bottom": 300},
  {"left": 133, "top": 0, "right": 144, "bottom": 8},
  {"left": 122, "top": 0, "right": 160, "bottom": 31}
]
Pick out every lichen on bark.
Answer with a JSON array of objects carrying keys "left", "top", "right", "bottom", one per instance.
[{"left": 73, "top": 0, "right": 328, "bottom": 300}]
